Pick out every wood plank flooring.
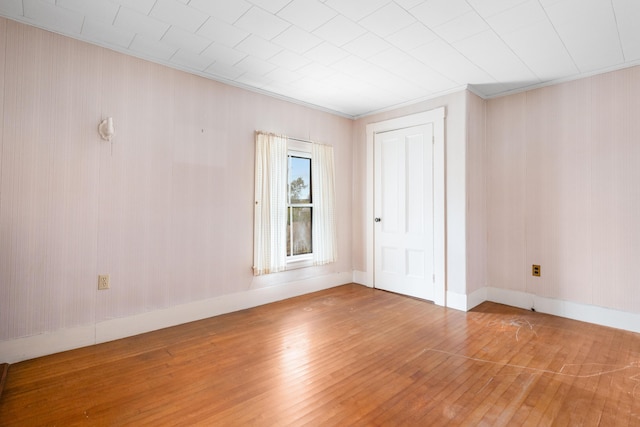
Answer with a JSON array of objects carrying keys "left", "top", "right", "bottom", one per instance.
[{"left": 1, "top": 284, "right": 639, "bottom": 426}]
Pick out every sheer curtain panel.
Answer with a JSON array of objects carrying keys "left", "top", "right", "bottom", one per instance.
[
  {"left": 253, "top": 132, "right": 288, "bottom": 275},
  {"left": 311, "top": 142, "right": 337, "bottom": 265}
]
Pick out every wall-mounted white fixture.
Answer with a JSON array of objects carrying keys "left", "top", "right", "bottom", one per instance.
[{"left": 98, "top": 117, "right": 115, "bottom": 141}]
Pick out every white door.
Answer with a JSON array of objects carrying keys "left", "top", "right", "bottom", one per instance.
[{"left": 374, "top": 124, "right": 434, "bottom": 301}]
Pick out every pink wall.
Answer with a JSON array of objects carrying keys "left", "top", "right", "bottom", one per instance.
[
  {"left": 0, "top": 19, "right": 353, "bottom": 342},
  {"left": 487, "top": 66, "right": 640, "bottom": 313},
  {"left": 4, "top": 14, "right": 639, "bottom": 350},
  {"left": 466, "top": 91, "right": 487, "bottom": 295}
]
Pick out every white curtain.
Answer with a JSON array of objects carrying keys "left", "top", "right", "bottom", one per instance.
[
  {"left": 253, "top": 132, "right": 288, "bottom": 276},
  {"left": 311, "top": 142, "right": 337, "bottom": 265}
]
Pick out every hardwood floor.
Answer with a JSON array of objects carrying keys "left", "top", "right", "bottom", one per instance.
[{"left": 1, "top": 284, "right": 639, "bottom": 426}]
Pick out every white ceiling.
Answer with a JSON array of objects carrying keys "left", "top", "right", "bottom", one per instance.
[{"left": 1, "top": 0, "right": 639, "bottom": 118}]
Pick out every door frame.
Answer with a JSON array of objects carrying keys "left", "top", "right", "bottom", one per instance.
[{"left": 365, "top": 107, "right": 446, "bottom": 306}]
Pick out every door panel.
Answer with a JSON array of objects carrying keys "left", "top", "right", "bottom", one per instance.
[{"left": 374, "top": 124, "right": 434, "bottom": 301}]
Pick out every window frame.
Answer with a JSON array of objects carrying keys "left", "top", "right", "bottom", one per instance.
[{"left": 286, "top": 139, "right": 313, "bottom": 269}]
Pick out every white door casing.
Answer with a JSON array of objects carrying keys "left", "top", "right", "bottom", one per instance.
[{"left": 365, "top": 108, "right": 445, "bottom": 306}]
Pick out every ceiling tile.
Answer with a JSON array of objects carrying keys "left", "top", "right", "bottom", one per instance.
[
  {"left": 343, "top": 32, "right": 392, "bottom": 59},
  {"left": 355, "top": 65, "right": 402, "bottom": 87},
  {"left": 197, "top": 17, "right": 249, "bottom": 47},
  {"left": 384, "top": 56, "right": 457, "bottom": 91},
  {"left": 325, "top": 71, "right": 370, "bottom": 92},
  {"left": 23, "top": 0, "right": 84, "bottom": 34},
  {"left": 149, "top": 0, "right": 208, "bottom": 32},
  {"left": 387, "top": 22, "right": 437, "bottom": 51},
  {"left": 273, "top": 26, "right": 322, "bottom": 54},
  {"left": 323, "top": 0, "right": 390, "bottom": 22},
  {"left": 236, "top": 34, "right": 282, "bottom": 59},
  {"left": 359, "top": 3, "right": 415, "bottom": 38},
  {"left": 290, "top": 76, "right": 333, "bottom": 95},
  {"left": 313, "top": 15, "right": 366, "bottom": 47},
  {"left": 234, "top": 71, "right": 274, "bottom": 88},
  {"left": 188, "top": 0, "right": 252, "bottom": 24},
  {"left": 538, "top": 0, "right": 567, "bottom": 7},
  {"left": 246, "top": 0, "right": 292, "bottom": 14},
  {"left": 82, "top": 18, "right": 135, "bottom": 48},
  {"left": 545, "top": 0, "right": 624, "bottom": 72},
  {"left": 277, "top": 0, "right": 337, "bottom": 32},
  {"left": 111, "top": 0, "right": 156, "bottom": 15},
  {"left": 500, "top": 20, "right": 578, "bottom": 81},
  {"left": 129, "top": 34, "right": 177, "bottom": 60},
  {"left": 234, "top": 55, "right": 278, "bottom": 75},
  {"left": 369, "top": 46, "right": 414, "bottom": 66},
  {"left": 264, "top": 66, "right": 302, "bottom": 84},
  {"left": 162, "top": 26, "right": 211, "bottom": 53},
  {"left": 394, "top": 0, "right": 425, "bottom": 9},
  {"left": 410, "top": 39, "right": 462, "bottom": 64},
  {"left": 269, "top": 49, "right": 312, "bottom": 70},
  {"left": 613, "top": 0, "right": 640, "bottom": 61},
  {"left": 57, "top": 0, "right": 119, "bottom": 24},
  {"left": 115, "top": 7, "right": 170, "bottom": 40},
  {"left": 433, "top": 10, "right": 489, "bottom": 43},
  {"left": 297, "top": 62, "right": 335, "bottom": 79},
  {"left": 486, "top": 0, "right": 547, "bottom": 35},
  {"left": 303, "top": 42, "right": 349, "bottom": 65},
  {"left": 234, "top": 6, "right": 291, "bottom": 40},
  {"left": 466, "top": 0, "right": 529, "bottom": 18},
  {"left": 259, "top": 80, "right": 290, "bottom": 94},
  {"left": 201, "top": 43, "right": 247, "bottom": 66},
  {"left": 204, "top": 62, "right": 245, "bottom": 80},
  {"left": 409, "top": 0, "right": 472, "bottom": 28},
  {"left": 332, "top": 55, "right": 373, "bottom": 77},
  {"left": 0, "top": 0, "right": 23, "bottom": 16},
  {"left": 423, "top": 48, "right": 501, "bottom": 87},
  {"left": 171, "top": 48, "right": 215, "bottom": 70},
  {"left": 454, "top": 30, "right": 540, "bottom": 88}
]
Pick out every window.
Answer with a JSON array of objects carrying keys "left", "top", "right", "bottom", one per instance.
[{"left": 253, "top": 131, "right": 337, "bottom": 276}]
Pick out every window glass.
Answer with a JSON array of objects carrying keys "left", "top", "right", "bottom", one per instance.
[
  {"left": 287, "top": 207, "right": 312, "bottom": 256},
  {"left": 289, "top": 156, "right": 311, "bottom": 203},
  {"left": 287, "top": 155, "right": 312, "bottom": 258}
]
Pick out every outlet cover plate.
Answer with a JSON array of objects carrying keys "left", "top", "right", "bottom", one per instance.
[
  {"left": 98, "top": 274, "right": 110, "bottom": 290},
  {"left": 532, "top": 265, "right": 541, "bottom": 277}
]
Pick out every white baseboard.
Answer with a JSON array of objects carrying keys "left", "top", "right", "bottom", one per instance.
[
  {"left": 446, "top": 288, "right": 487, "bottom": 311},
  {"left": 352, "top": 270, "right": 372, "bottom": 287},
  {"left": 6, "top": 278, "right": 636, "bottom": 364},
  {"left": 447, "top": 287, "right": 639, "bottom": 334},
  {"left": 0, "top": 325, "right": 97, "bottom": 365},
  {"left": 466, "top": 287, "right": 488, "bottom": 310},
  {"left": 445, "top": 291, "right": 467, "bottom": 311},
  {"left": 485, "top": 287, "right": 640, "bottom": 334},
  {"left": 0, "top": 272, "right": 351, "bottom": 364}
]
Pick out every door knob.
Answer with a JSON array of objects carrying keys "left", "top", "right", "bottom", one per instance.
[{"left": 374, "top": 218, "right": 381, "bottom": 222}]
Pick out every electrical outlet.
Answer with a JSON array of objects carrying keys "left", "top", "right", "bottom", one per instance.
[
  {"left": 98, "top": 274, "right": 110, "bottom": 290},
  {"left": 532, "top": 265, "right": 541, "bottom": 277}
]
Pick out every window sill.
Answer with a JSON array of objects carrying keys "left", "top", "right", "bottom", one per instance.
[{"left": 286, "top": 257, "right": 313, "bottom": 271}]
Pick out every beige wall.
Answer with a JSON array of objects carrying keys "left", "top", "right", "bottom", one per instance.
[
  {"left": 0, "top": 18, "right": 353, "bottom": 342},
  {"left": 486, "top": 66, "right": 640, "bottom": 313}
]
